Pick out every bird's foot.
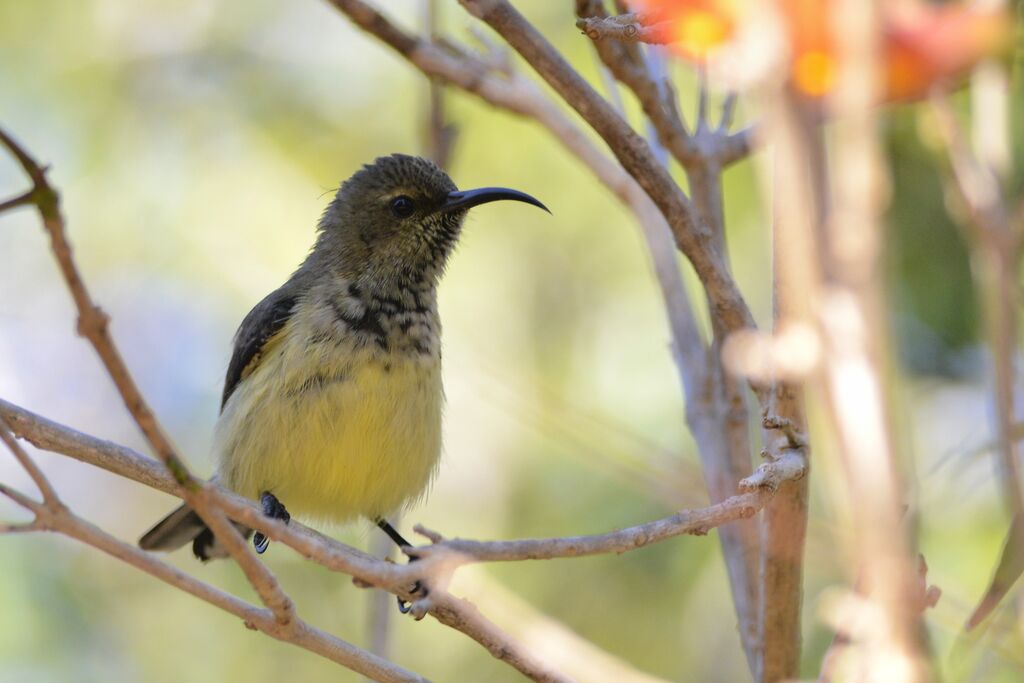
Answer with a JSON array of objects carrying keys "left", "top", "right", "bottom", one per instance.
[
  {"left": 397, "top": 575, "right": 429, "bottom": 616},
  {"left": 376, "top": 518, "right": 428, "bottom": 615},
  {"left": 253, "top": 491, "right": 290, "bottom": 554}
]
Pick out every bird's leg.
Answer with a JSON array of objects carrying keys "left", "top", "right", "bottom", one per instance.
[
  {"left": 376, "top": 518, "right": 427, "bottom": 614},
  {"left": 376, "top": 518, "right": 413, "bottom": 548},
  {"left": 253, "top": 491, "right": 290, "bottom": 554}
]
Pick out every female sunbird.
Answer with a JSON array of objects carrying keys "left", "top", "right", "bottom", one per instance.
[{"left": 139, "top": 154, "right": 547, "bottom": 559}]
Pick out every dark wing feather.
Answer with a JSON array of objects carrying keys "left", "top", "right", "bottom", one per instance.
[{"left": 221, "top": 291, "right": 299, "bottom": 411}]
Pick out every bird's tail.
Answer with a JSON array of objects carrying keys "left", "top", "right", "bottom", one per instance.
[{"left": 139, "top": 503, "right": 248, "bottom": 561}]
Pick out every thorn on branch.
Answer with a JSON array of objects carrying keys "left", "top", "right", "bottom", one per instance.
[{"left": 413, "top": 523, "right": 445, "bottom": 544}]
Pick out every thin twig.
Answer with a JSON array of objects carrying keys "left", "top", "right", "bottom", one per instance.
[
  {"left": 409, "top": 486, "right": 775, "bottom": 563},
  {"left": 0, "top": 415, "right": 61, "bottom": 505},
  {"left": 0, "top": 480, "right": 43, "bottom": 512},
  {"left": 719, "top": 92, "right": 738, "bottom": 132},
  {"left": 575, "top": 0, "right": 700, "bottom": 165},
  {"left": 931, "top": 94, "right": 1024, "bottom": 521},
  {"left": 0, "top": 189, "right": 35, "bottom": 214},
  {"left": 930, "top": 87, "right": 1024, "bottom": 632},
  {"left": 696, "top": 66, "right": 709, "bottom": 132}
]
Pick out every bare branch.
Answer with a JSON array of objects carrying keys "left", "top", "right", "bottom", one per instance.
[
  {"left": 576, "top": 14, "right": 674, "bottom": 45},
  {"left": 0, "top": 127, "right": 196, "bottom": 488},
  {"left": 756, "top": 392, "right": 809, "bottom": 682},
  {"left": 4, "top": 397, "right": 791, "bottom": 682},
  {"left": 930, "top": 93, "right": 1024, "bottom": 522},
  {"left": 410, "top": 486, "right": 779, "bottom": 564},
  {"left": 575, "top": 0, "right": 700, "bottom": 166},
  {"left": 459, "top": 570, "right": 674, "bottom": 683},
  {"left": 458, "top": 0, "right": 755, "bottom": 338},
  {"left": 426, "top": 592, "right": 572, "bottom": 683},
  {"left": 931, "top": 84, "right": 1024, "bottom": 633},
  {"left": 719, "top": 92, "right": 738, "bottom": 131},
  {"left": 0, "top": 489, "right": 427, "bottom": 682}
]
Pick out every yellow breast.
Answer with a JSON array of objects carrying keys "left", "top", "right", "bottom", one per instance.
[{"left": 213, "top": 311, "right": 443, "bottom": 524}]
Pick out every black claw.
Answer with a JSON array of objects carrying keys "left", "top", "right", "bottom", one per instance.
[
  {"left": 254, "top": 491, "right": 290, "bottom": 554},
  {"left": 396, "top": 581, "right": 427, "bottom": 614}
]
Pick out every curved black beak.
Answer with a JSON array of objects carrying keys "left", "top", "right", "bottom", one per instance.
[{"left": 439, "top": 187, "right": 550, "bottom": 215}]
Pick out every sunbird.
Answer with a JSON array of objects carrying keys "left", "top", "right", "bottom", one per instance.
[{"left": 139, "top": 154, "right": 547, "bottom": 562}]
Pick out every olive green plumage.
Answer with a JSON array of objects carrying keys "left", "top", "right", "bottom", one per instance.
[{"left": 139, "top": 154, "right": 546, "bottom": 560}]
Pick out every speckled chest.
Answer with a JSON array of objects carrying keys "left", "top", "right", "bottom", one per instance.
[{"left": 300, "top": 278, "right": 441, "bottom": 366}]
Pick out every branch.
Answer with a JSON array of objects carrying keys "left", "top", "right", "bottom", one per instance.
[
  {"left": 457, "top": 0, "right": 755, "bottom": 339},
  {"left": 756, "top": 396, "right": 809, "bottom": 681},
  {"left": 576, "top": 2, "right": 699, "bottom": 166},
  {"left": 409, "top": 487, "right": 774, "bottom": 564},
  {"left": 931, "top": 87, "right": 1024, "bottom": 632},
  {"left": 0, "top": 487, "right": 425, "bottom": 682},
  {"left": 0, "top": 410, "right": 420, "bottom": 681},
  {"left": 0, "top": 398, "right": 796, "bottom": 681},
  {"left": 576, "top": 14, "right": 674, "bottom": 45},
  {"left": 0, "top": 127, "right": 194, "bottom": 487},
  {"left": 571, "top": 9, "right": 766, "bottom": 668},
  {"left": 0, "top": 398, "right": 573, "bottom": 682},
  {"left": 930, "top": 93, "right": 1024, "bottom": 520},
  {"left": 575, "top": 3, "right": 755, "bottom": 171}
]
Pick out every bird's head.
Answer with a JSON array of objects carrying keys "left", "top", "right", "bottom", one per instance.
[{"left": 316, "top": 154, "right": 547, "bottom": 287}]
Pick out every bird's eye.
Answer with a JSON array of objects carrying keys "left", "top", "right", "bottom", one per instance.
[{"left": 390, "top": 195, "right": 415, "bottom": 218}]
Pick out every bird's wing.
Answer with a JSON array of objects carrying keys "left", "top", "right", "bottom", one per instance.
[{"left": 221, "top": 289, "right": 299, "bottom": 411}]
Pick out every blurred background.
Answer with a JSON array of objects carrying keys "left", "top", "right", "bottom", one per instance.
[{"left": 0, "top": 1, "right": 1019, "bottom": 681}]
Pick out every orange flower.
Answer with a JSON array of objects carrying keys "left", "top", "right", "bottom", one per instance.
[
  {"left": 882, "top": 6, "right": 1013, "bottom": 101},
  {"left": 628, "top": 0, "right": 738, "bottom": 62},
  {"left": 632, "top": 0, "right": 1012, "bottom": 99}
]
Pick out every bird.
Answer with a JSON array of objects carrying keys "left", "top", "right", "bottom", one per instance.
[{"left": 138, "top": 154, "right": 547, "bottom": 565}]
